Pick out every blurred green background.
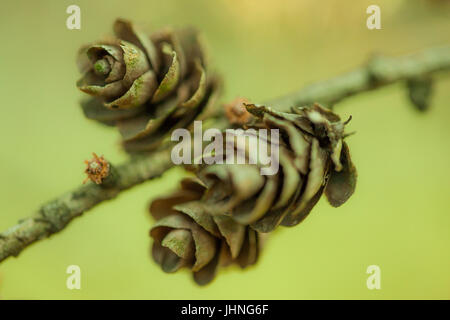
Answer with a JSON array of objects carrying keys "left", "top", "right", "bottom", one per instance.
[{"left": 0, "top": 0, "right": 449, "bottom": 299}]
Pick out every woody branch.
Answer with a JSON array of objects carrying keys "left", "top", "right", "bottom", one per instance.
[{"left": 0, "top": 45, "right": 449, "bottom": 264}]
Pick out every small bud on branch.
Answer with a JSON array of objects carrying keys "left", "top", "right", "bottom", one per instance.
[
  {"left": 83, "top": 153, "right": 118, "bottom": 188},
  {"left": 224, "top": 97, "right": 252, "bottom": 125},
  {"left": 84, "top": 153, "right": 110, "bottom": 184}
]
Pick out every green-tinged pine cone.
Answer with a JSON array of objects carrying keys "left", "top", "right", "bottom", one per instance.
[
  {"left": 77, "top": 18, "right": 221, "bottom": 153},
  {"left": 150, "top": 177, "right": 267, "bottom": 286},
  {"left": 193, "top": 103, "right": 357, "bottom": 232}
]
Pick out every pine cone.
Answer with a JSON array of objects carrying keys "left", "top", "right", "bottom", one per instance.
[
  {"left": 150, "top": 178, "right": 266, "bottom": 285},
  {"left": 193, "top": 103, "right": 357, "bottom": 232},
  {"left": 77, "top": 18, "right": 221, "bottom": 152}
]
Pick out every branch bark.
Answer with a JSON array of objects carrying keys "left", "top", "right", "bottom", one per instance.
[
  {"left": 1, "top": 45, "right": 449, "bottom": 263},
  {"left": 266, "top": 45, "right": 450, "bottom": 111},
  {"left": 0, "top": 148, "right": 173, "bottom": 262}
]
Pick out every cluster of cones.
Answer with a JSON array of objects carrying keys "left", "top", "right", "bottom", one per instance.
[{"left": 77, "top": 19, "right": 356, "bottom": 285}]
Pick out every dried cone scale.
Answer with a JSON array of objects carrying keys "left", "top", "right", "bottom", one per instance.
[
  {"left": 193, "top": 103, "right": 357, "bottom": 232},
  {"left": 77, "top": 18, "right": 221, "bottom": 153},
  {"left": 150, "top": 178, "right": 266, "bottom": 285}
]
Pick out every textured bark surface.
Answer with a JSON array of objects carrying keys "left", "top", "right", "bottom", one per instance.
[
  {"left": 266, "top": 46, "right": 450, "bottom": 111},
  {"left": 0, "top": 148, "right": 173, "bottom": 262}
]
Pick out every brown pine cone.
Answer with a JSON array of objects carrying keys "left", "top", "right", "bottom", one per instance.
[
  {"left": 150, "top": 178, "right": 266, "bottom": 285},
  {"left": 193, "top": 103, "right": 357, "bottom": 232},
  {"left": 77, "top": 18, "right": 221, "bottom": 153}
]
